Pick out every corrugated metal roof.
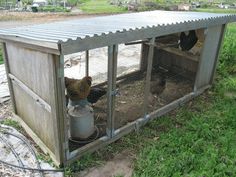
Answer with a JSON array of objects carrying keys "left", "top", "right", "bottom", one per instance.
[{"left": 0, "top": 10, "right": 235, "bottom": 54}]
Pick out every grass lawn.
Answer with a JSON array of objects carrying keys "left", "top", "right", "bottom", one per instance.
[
  {"left": 131, "top": 23, "right": 236, "bottom": 177},
  {"left": 78, "top": 0, "right": 127, "bottom": 14},
  {"left": 195, "top": 8, "right": 236, "bottom": 14}
]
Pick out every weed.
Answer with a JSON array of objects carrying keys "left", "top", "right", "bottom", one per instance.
[
  {"left": 65, "top": 153, "right": 103, "bottom": 176},
  {"left": 0, "top": 119, "right": 23, "bottom": 132}
]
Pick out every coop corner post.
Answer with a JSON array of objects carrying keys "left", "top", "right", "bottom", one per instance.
[
  {"left": 194, "top": 24, "right": 226, "bottom": 91},
  {"left": 143, "top": 38, "right": 155, "bottom": 120},
  {"left": 55, "top": 53, "right": 70, "bottom": 165},
  {"left": 2, "top": 42, "right": 17, "bottom": 113},
  {"left": 107, "top": 44, "right": 118, "bottom": 138}
]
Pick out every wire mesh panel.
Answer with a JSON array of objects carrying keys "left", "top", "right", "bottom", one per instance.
[{"left": 145, "top": 31, "right": 205, "bottom": 116}]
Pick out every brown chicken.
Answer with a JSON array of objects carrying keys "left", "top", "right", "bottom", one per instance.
[
  {"left": 65, "top": 76, "right": 92, "bottom": 102},
  {"left": 150, "top": 74, "right": 166, "bottom": 95}
]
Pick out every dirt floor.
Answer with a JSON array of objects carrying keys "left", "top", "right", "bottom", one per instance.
[
  {"left": 92, "top": 70, "right": 193, "bottom": 134},
  {"left": 78, "top": 150, "right": 134, "bottom": 177}
]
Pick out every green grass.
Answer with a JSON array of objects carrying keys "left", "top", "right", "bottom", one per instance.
[
  {"left": 79, "top": 0, "right": 127, "bottom": 14},
  {"left": 195, "top": 8, "right": 236, "bottom": 14},
  {"left": 38, "top": 6, "right": 70, "bottom": 12},
  {"left": 0, "top": 119, "right": 23, "bottom": 132},
  {"left": 131, "top": 23, "right": 236, "bottom": 177}
]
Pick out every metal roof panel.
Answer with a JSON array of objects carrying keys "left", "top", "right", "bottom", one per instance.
[{"left": 0, "top": 10, "right": 235, "bottom": 54}]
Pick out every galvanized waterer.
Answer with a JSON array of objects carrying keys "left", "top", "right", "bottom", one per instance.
[{"left": 68, "top": 104, "right": 95, "bottom": 139}]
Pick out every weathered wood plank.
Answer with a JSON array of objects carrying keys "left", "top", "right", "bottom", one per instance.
[
  {"left": 194, "top": 25, "right": 225, "bottom": 90},
  {"left": 12, "top": 82, "right": 56, "bottom": 154},
  {"left": 12, "top": 113, "right": 60, "bottom": 167},
  {"left": 156, "top": 43, "right": 199, "bottom": 62},
  {"left": 0, "top": 37, "right": 59, "bottom": 55},
  {"left": 9, "top": 73, "right": 51, "bottom": 113},
  {"left": 53, "top": 54, "right": 69, "bottom": 164},
  {"left": 6, "top": 43, "right": 54, "bottom": 104}
]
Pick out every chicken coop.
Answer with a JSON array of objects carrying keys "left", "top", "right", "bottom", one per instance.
[{"left": 0, "top": 10, "right": 235, "bottom": 166}]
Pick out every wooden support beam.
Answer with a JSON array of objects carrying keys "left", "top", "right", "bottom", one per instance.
[
  {"left": 54, "top": 54, "right": 69, "bottom": 165},
  {"left": 106, "top": 44, "right": 118, "bottom": 138},
  {"left": 125, "top": 40, "right": 148, "bottom": 46},
  {"left": 143, "top": 38, "right": 155, "bottom": 117},
  {"left": 194, "top": 25, "right": 226, "bottom": 91},
  {"left": 85, "top": 50, "right": 89, "bottom": 76},
  {"left": 2, "top": 42, "right": 17, "bottom": 113}
]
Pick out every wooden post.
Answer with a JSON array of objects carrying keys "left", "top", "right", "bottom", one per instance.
[
  {"left": 2, "top": 42, "right": 17, "bottom": 113},
  {"left": 194, "top": 25, "right": 226, "bottom": 91},
  {"left": 143, "top": 38, "right": 155, "bottom": 117},
  {"left": 140, "top": 43, "right": 149, "bottom": 72},
  {"left": 85, "top": 50, "right": 89, "bottom": 76},
  {"left": 55, "top": 54, "right": 70, "bottom": 164},
  {"left": 106, "top": 45, "right": 118, "bottom": 138}
]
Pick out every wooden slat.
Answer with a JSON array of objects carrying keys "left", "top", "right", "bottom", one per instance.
[
  {"left": 8, "top": 73, "right": 51, "bottom": 113},
  {"left": 156, "top": 43, "right": 199, "bottom": 62},
  {"left": 6, "top": 43, "right": 54, "bottom": 103},
  {"left": 12, "top": 82, "right": 56, "bottom": 154},
  {"left": 0, "top": 36, "right": 60, "bottom": 55}
]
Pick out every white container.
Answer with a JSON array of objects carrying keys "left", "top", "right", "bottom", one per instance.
[{"left": 68, "top": 105, "right": 95, "bottom": 139}]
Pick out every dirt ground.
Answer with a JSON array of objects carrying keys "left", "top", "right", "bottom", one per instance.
[
  {"left": 78, "top": 150, "right": 134, "bottom": 177},
  {"left": 0, "top": 11, "right": 102, "bottom": 28},
  {"left": 0, "top": 100, "right": 12, "bottom": 120}
]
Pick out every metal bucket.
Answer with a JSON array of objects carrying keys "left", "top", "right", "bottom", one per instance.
[{"left": 68, "top": 105, "right": 95, "bottom": 139}]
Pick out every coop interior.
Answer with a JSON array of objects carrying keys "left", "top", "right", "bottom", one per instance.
[{"left": 64, "top": 28, "right": 205, "bottom": 152}]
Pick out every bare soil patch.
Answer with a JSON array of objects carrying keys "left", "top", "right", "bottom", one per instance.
[{"left": 78, "top": 150, "right": 134, "bottom": 177}]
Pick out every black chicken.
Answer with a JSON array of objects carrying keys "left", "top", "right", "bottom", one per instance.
[
  {"left": 179, "top": 30, "right": 198, "bottom": 51},
  {"left": 87, "top": 87, "right": 107, "bottom": 104}
]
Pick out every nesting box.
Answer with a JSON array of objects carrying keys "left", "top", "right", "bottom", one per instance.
[{"left": 0, "top": 11, "right": 235, "bottom": 166}]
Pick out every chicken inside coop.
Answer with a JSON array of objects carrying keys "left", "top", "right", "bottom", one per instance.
[{"left": 64, "top": 30, "right": 205, "bottom": 150}]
